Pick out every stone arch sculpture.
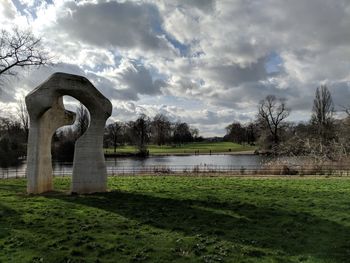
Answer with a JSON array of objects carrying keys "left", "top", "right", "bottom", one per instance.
[{"left": 26, "top": 72, "right": 112, "bottom": 194}]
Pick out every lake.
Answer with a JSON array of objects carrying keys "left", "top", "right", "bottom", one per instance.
[{"left": 0, "top": 154, "right": 270, "bottom": 178}]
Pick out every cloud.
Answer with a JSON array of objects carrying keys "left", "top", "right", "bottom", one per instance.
[
  {"left": 117, "top": 61, "right": 167, "bottom": 96},
  {"left": 156, "top": 0, "right": 350, "bottom": 114},
  {"left": 203, "top": 58, "right": 269, "bottom": 86},
  {"left": 55, "top": 1, "right": 172, "bottom": 52},
  {"left": 2, "top": 0, "right": 350, "bottom": 136},
  {"left": 0, "top": 0, "right": 16, "bottom": 20},
  {"left": 0, "top": 59, "right": 167, "bottom": 110}
]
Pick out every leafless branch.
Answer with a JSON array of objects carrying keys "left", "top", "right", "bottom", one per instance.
[
  {"left": 258, "top": 95, "right": 290, "bottom": 145},
  {"left": 0, "top": 28, "right": 52, "bottom": 78}
]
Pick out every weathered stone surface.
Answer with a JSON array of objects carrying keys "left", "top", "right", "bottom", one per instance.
[{"left": 26, "top": 72, "right": 112, "bottom": 194}]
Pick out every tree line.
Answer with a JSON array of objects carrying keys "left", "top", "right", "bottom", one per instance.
[
  {"left": 224, "top": 85, "right": 350, "bottom": 161},
  {"left": 0, "top": 84, "right": 349, "bottom": 166},
  {"left": 0, "top": 102, "right": 202, "bottom": 166},
  {"left": 102, "top": 113, "right": 201, "bottom": 156},
  {"left": 49, "top": 110, "right": 202, "bottom": 160}
]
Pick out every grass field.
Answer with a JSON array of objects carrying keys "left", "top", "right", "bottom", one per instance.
[
  {"left": 104, "top": 142, "right": 255, "bottom": 155},
  {"left": 1, "top": 176, "right": 350, "bottom": 262}
]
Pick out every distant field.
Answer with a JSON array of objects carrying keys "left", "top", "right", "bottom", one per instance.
[
  {"left": 105, "top": 141, "right": 255, "bottom": 155},
  {"left": 1, "top": 176, "right": 350, "bottom": 262}
]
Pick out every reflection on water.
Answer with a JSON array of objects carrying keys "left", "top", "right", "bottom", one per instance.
[
  {"left": 106, "top": 154, "right": 268, "bottom": 167},
  {"left": 0, "top": 154, "right": 269, "bottom": 178}
]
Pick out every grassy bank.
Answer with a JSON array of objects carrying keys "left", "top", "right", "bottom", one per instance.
[
  {"left": 104, "top": 142, "right": 255, "bottom": 155},
  {"left": 1, "top": 176, "right": 350, "bottom": 262}
]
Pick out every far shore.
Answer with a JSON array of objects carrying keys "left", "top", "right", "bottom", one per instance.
[
  {"left": 104, "top": 150, "right": 256, "bottom": 157},
  {"left": 104, "top": 142, "right": 256, "bottom": 157}
]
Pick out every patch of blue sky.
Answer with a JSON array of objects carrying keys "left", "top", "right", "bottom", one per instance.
[
  {"left": 11, "top": 0, "right": 53, "bottom": 19},
  {"left": 147, "top": 6, "right": 190, "bottom": 57},
  {"left": 154, "top": 24, "right": 190, "bottom": 56},
  {"left": 165, "top": 34, "right": 190, "bottom": 57},
  {"left": 265, "top": 52, "right": 283, "bottom": 74},
  {"left": 110, "top": 48, "right": 123, "bottom": 65}
]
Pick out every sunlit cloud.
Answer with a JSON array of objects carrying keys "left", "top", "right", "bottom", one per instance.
[{"left": 1, "top": 0, "right": 350, "bottom": 136}]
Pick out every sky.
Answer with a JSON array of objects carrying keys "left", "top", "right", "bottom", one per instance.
[{"left": 0, "top": 0, "right": 350, "bottom": 137}]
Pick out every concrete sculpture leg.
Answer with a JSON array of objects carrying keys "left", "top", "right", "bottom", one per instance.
[
  {"left": 26, "top": 72, "right": 112, "bottom": 194},
  {"left": 26, "top": 97, "right": 75, "bottom": 193}
]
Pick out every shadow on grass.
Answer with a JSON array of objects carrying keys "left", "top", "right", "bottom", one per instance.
[
  {"left": 0, "top": 204, "right": 19, "bottom": 240},
  {"left": 0, "top": 182, "right": 26, "bottom": 193},
  {"left": 44, "top": 190, "right": 350, "bottom": 262}
]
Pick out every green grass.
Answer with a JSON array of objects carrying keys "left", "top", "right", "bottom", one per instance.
[
  {"left": 1, "top": 176, "right": 350, "bottom": 262},
  {"left": 105, "top": 142, "right": 255, "bottom": 155}
]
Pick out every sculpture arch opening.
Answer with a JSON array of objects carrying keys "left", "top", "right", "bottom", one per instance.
[
  {"left": 62, "top": 96, "right": 91, "bottom": 136},
  {"left": 26, "top": 73, "right": 112, "bottom": 194},
  {"left": 53, "top": 96, "right": 91, "bottom": 162}
]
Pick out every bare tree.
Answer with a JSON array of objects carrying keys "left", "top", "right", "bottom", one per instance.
[
  {"left": 173, "top": 122, "right": 193, "bottom": 144},
  {"left": 106, "top": 122, "right": 123, "bottom": 153},
  {"left": 0, "top": 28, "right": 50, "bottom": 77},
  {"left": 225, "top": 122, "right": 258, "bottom": 145},
  {"left": 128, "top": 114, "right": 150, "bottom": 155},
  {"left": 0, "top": 116, "right": 26, "bottom": 166},
  {"left": 311, "top": 85, "right": 334, "bottom": 141},
  {"left": 225, "top": 122, "right": 245, "bottom": 144},
  {"left": 258, "top": 95, "right": 290, "bottom": 145},
  {"left": 76, "top": 103, "right": 90, "bottom": 137},
  {"left": 190, "top": 128, "right": 199, "bottom": 141},
  {"left": 151, "top": 113, "right": 171, "bottom": 146}
]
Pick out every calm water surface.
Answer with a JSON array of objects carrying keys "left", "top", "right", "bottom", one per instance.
[
  {"left": 107, "top": 154, "right": 267, "bottom": 167},
  {"left": 0, "top": 154, "right": 270, "bottom": 178}
]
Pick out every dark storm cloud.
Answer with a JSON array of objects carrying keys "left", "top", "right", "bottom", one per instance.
[
  {"left": 119, "top": 62, "right": 166, "bottom": 97},
  {"left": 182, "top": 0, "right": 215, "bottom": 12},
  {"left": 208, "top": 82, "right": 292, "bottom": 109},
  {"left": 207, "top": 58, "right": 269, "bottom": 86},
  {"left": 57, "top": 1, "right": 169, "bottom": 51}
]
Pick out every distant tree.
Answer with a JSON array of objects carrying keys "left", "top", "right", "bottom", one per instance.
[
  {"left": 173, "top": 122, "right": 192, "bottom": 144},
  {"left": 245, "top": 122, "right": 257, "bottom": 145},
  {"left": 0, "top": 116, "right": 26, "bottom": 167},
  {"left": 76, "top": 103, "right": 89, "bottom": 137},
  {"left": 0, "top": 116, "right": 25, "bottom": 141},
  {"left": 225, "top": 122, "right": 245, "bottom": 144},
  {"left": 106, "top": 122, "right": 123, "bottom": 153},
  {"left": 0, "top": 28, "right": 50, "bottom": 78},
  {"left": 52, "top": 128, "right": 76, "bottom": 161},
  {"left": 190, "top": 128, "right": 199, "bottom": 141},
  {"left": 311, "top": 85, "right": 335, "bottom": 141},
  {"left": 258, "top": 95, "right": 290, "bottom": 146},
  {"left": 151, "top": 114, "right": 171, "bottom": 146},
  {"left": 129, "top": 114, "right": 150, "bottom": 155},
  {"left": 224, "top": 121, "right": 257, "bottom": 145}
]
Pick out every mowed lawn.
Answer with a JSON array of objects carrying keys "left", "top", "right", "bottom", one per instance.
[
  {"left": 1, "top": 176, "right": 350, "bottom": 262},
  {"left": 105, "top": 142, "right": 255, "bottom": 155}
]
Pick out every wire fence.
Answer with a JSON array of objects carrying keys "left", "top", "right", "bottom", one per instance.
[{"left": 2, "top": 164, "right": 350, "bottom": 179}]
